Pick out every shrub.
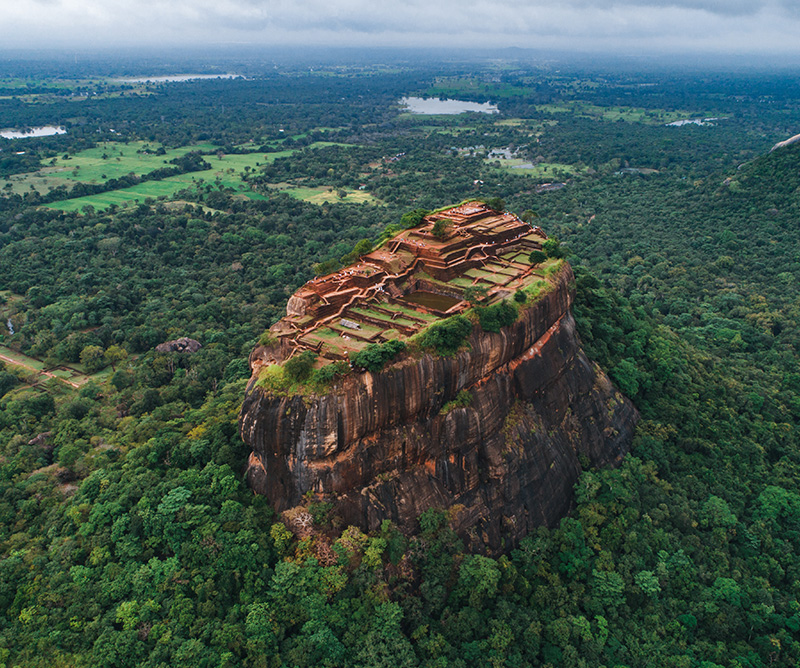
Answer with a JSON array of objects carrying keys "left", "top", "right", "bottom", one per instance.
[
  {"left": 417, "top": 315, "right": 473, "bottom": 355},
  {"left": 339, "top": 238, "right": 374, "bottom": 266},
  {"left": 310, "top": 361, "right": 350, "bottom": 387},
  {"left": 258, "top": 330, "right": 277, "bottom": 347},
  {"left": 480, "top": 197, "right": 505, "bottom": 211},
  {"left": 111, "top": 370, "right": 134, "bottom": 390},
  {"left": 352, "top": 238, "right": 373, "bottom": 256},
  {"left": 375, "top": 224, "right": 400, "bottom": 246},
  {"left": 79, "top": 345, "right": 106, "bottom": 373},
  {"left": 477, "top": 300, "right": 518, "bottom": 333},
  {"left": 312, "top": 258, "right": 341, "bottom": 276},
  {"left": 514, "top": 290, "right": 527, "bottom": 303},
  {"left": 400, "top": 208, "right": 430, "bottom": 228},
  {"left": 309, "top": 500, "right": 335, "bottom": 527},
  {"left": 464, "top": 285, "right": 489, "bottom": 305},
  {"left": 523, "top": 279, "right": 550, "bottom": 300},
  {"left": 543, "top": 259, "right": 564, "bottom": 277},
  {"left": 283, "top": 350, "right": 317, "bottom": 382},
  {"left": 419, "top": 508, "right": 448, "bottom": 536},
  {"left": 431, "top": 218, "right": 452, "bottom": 239},
  {"left": 610, "top": 358, "right": 642, "bottom": 398},
  {"left": 440, "top": 390, "right": 473, "bottom": 415},
  {"left": 350, "top": 340, "right": 406, "bottom": 373},
  {"left": 256, "top": 364, "right": 292, "bottom": 394},
  {"left": 529, "top": 249, "right": 547, "bottom": 266},
  {"left": 543, "top": 238, "right": 568, "bottom": 259}
]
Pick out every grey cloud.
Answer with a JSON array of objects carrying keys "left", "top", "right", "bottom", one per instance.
[
  {"left": 1, "top": 0, "right": 799, "bottom": 53},
  {"left": 553, "top": 0, "right": 759, "bottom": 16}
]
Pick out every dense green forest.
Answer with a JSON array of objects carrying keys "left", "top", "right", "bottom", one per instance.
[{"left": 2, "top": 54, "right": 800, "bottom": 667}]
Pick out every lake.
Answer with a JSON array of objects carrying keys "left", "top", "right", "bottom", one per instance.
[
  {"left": 0, "top": 126, "right": 66, "bottom": 139},
  {"left": 400, "top": 97, "right": 498, "bottom": 115},
  {"left": 115, "top": 74, "right": 242, "bottom": 83}
]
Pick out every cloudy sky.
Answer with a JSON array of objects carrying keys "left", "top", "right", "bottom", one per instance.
[{"left": 2, "top": 0, "right": 799, "bottom": 54}]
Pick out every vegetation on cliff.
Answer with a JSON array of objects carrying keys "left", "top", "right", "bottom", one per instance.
[{"left": 350, "top": 339, "right": 407, "bottom": 372}]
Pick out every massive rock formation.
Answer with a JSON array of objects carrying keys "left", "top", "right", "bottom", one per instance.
[
  {"left": 240, "top": 264, "right": 638, "bottom": 553},
  {"left": 155, "top": 337, "right": 202, "bottom": 354}
]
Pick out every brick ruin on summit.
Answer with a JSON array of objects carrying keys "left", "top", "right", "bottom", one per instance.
[{"left": 267, "top": 201, "right": 549, "bottom": 363}]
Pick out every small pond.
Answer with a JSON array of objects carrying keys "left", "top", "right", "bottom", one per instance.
[
  {"left": 400, "top": 96, "right": 498, "bottom": 115},
  {"left": 400, "top": 291, "right": 462, "bottom": 312},
  {"left": 0, "top": 126, "right": 66, "bottom": 139}
]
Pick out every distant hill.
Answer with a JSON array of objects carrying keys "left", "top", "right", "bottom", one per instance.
[{"left": 732, "top": 137, "right": 800, "bottom": 204}]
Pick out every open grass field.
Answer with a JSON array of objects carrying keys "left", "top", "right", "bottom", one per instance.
[
  {"left": 0, "top": 77, "right": 157, "bottom": 103},
  {"left": 37, "top": 142, "right": 350, "bottom": 211},
  {"left": 424, "top": 78, "right": 538, "bottom": 100},
  {"left": 4, "top": 141, "right": 219, "bottom": 195},
  {"left": 465, "top": 268, "right": 507, "bottom": 285},
  {"left": 449, "top": 277, "right": 476, "bottom": 288},
  {"left": 0, "top": 345, "right": 47, "bottom": 371},
  {"left": 534, "top": 101, "right": 705, "bottom": 125},
  {"left": 0, "top": 78, "right": 83, "bottom": 90},
  {"left": 395, "top": 113, "right": 451, "bottom": 122},
  {"left": 6, "top": 90, "right": 155, "bottom": 105},
  {"left": 40, "top": 142, "right": 347, "bottom": 212},
  {"left": 279, "top": 186, "right": 381, "bottom": 205},
  {"left": 414, "top": 125, "right": 477, "bottom": 136},
  {"left": 0, "top": 344, "right": 116, "bottom": 388},
  {"left": 43, "top": 179, "right": 206, "bottom": 212},
  {"left": 483, "top": 263, "right": 520, "bottom": 277},
  {"left": 493, "top": 118, "right": 553, "bottom": 135},
  {"left": 488, "top": 158, "right": 586, "bottom": 179}
]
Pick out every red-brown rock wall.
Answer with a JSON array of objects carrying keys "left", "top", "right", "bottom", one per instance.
[{"left": 239, "top": 265, "right": 638, "bottom": 553}]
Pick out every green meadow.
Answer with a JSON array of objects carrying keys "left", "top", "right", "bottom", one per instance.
[
  {"left": 277, "top": 185, "right": 381, "bottom": 205},
  {"left": 0, "top": 345, "right": 47, "bottom": 372},
  {"left": 4, "top": 141, "right": 218, "bottom": 195},
  {"left": 38, "top": 142, "right": 346, "bottom": 212},
  {"left": 424, "top": 77, "right": 538, "bottom": 100},
  {"left": 0, "top": 343, "right": 119, "bottom": 387},
  {"left": 534, "top": 101, "right": 705, "bottom": 124},
  {"left": 488, "top": 158, "right": 586, "bottom": 178}
]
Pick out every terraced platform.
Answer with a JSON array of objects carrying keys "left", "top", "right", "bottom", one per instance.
[{"left": 270, "top": 201, "right": 549, "bottom": 361}]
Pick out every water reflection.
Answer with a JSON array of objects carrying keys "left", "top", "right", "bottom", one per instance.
[{"left": 400, "top": 96, "right": 498, "bottom": 115}]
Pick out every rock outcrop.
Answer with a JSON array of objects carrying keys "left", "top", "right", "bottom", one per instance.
[
  {"left": 771, "top": 132, "right": 800, "bottom": 152},
  {"left": 155, "top": 337, "right": 202, "bottom": 354},
  {"left": 240, "top": 264, "right": 638, "bottom": 553}
]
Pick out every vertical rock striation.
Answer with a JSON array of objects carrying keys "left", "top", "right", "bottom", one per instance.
[{"left": 240, "top": 265, "right": 638, "bottom": 553}]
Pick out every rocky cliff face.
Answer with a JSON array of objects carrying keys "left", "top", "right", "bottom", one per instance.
[{"left": 240, "top": 265, "right": 638, "bottom": 553}]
